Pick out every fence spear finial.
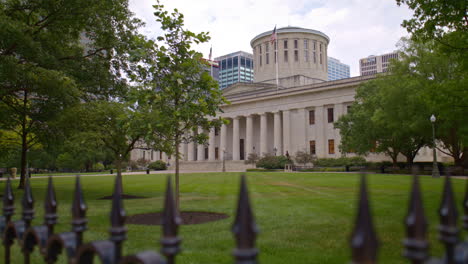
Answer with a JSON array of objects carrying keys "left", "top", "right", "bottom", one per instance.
[
  {"left": 110, "top": 173, "right": 127, "bottom": 261},
  {"left": 3, "top": 175, "right": 15, "bottom": 222},
  {"left": 439, "top": 173, "right": 458, "bottom": 264},
  {"left": 350, "top": 174, "right": 379, "bottom": 264},
  {"left": 21, "top": 177, "right": 34, "bottom": 228},
  {"left": 71, "top": 175, "right": 87, "bottom": 247},
  {"left": 44, "top": 176, "right": 58, "bottom": 236},
  {"left": 232, "top": 174, "right": 259, "bottom": 264}
]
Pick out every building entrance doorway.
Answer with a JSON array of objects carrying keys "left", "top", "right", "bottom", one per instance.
[{"left": 240, "top": 139, "right": 245, "bottom": 160}]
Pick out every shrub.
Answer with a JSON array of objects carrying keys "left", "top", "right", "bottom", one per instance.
[
  {"left": 93, "top": 163, "right": 105, "bottom": 172},
  {"left": 294, "top": 151, "right": 315, "bottom": 166},
  {"left": 148, "top": 160, "right": 167, "bottom": 171},
  {"left": 314, "top": 156, "right": 366, "bottom": 167},
  {"left": 245, "top": 153, "right": 260, "bottom": 166},
  {"left": 256, "top": 154, "right": 291, "bottom": 169}
]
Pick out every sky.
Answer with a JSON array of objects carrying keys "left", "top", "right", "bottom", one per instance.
[{"left": 129, "top": 0, "right": 414, "bottom": 77}]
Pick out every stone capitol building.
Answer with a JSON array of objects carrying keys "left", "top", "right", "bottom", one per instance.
[{"left": 132, "top": 26, "right": 447, "bottom": 171}]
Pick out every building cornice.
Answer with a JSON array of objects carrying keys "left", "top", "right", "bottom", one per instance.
[{"left": 250, "top": 26, "right": 330, "bottom": 47}]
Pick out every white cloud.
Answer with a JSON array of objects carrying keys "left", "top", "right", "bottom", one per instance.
[{"left": 129, "top": 0, "right": 413, "bottom": 76}]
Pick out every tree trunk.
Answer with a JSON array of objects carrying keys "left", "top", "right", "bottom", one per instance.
[
  {"left": 18, "top": 90, "right": 29, "bottom": 189},
  {"left": 175, "top": 139, "right": 180, "bottom": 213}
]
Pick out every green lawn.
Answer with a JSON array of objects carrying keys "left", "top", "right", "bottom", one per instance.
[{"left": 1, "top": 172, "right": 464, "bottom": 263}]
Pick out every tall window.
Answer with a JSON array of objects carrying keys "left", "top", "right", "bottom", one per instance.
[
  {"left": 309, "top": 110, "right": 315, "bottom": 125},
  {"left": 328, "top": 139, "right": 335, "bottom": 154},
  {"left": 265, "top": 42, "right": 270, "bottom": 64},
  {"left": 313, "top": 41, "right": 317, "bottom": 63},
  {"left": 259, "top": 55, "right": 262, "bottom": 66},
  {"left": 294, "top": 50, "right": 299, "bottom": 62},
  {"left": 310, "top": 140, "right": 316, "bottom": 155},
  {"left": 305, "top": 50, "right": 309, "bottom": 62},
  {"left": 304, "top": 39, "right": 309, "bottom": 49},
  {"left": 327, "top": 108, "right": 334, "bottom": 123},
  {"left": 319, "top": 43, "right": 323, "bottom": 64},
  {"left": 284, "top": 40, "right": 288, "bottom": 49},
  {"left": 294, "top": 39, "right": 298, "bottom": 49},
  {"left": 284, "top": 50, "right": 288, "bottom": 62}
]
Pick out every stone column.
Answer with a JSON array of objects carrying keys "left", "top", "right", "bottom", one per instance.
[
  {"left": 315, "top": 106, "right": 325, "bottom": 157},
  {"left": 260, "top": 113, "right": 268, "bottom": 156},
  {"left": 273, "top": 111, "right": 282, "bottom": 155},
  {"left": 232, "top": 117, "right": 240, "bottom": 161},
  {"left": 187, "top": 131, "right": 195, "bottom": 161},
  {"left": 197, "top": 127, "right": 205, "bottom": 161},
  {"left": 208, "top": 128, "right": 216, "bottom": 161},
  {"left": 282, "top": 110, "right": 291, "bottom": 155},
  {"left": 334, "top": 103, "right": 345, "bottom": 156},
  {"left": 220, "top": 123, "right": 227, "bottom": 160},
  {"left": 162, "top": 152, "right": 168, "bottom": 162},
  {"left": 245, "top": 115, "right": 254, "bottom": 157}
]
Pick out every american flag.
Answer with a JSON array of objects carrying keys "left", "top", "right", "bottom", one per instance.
[{"left": 270, "top": 26, "right": 277, "bottom": 44}]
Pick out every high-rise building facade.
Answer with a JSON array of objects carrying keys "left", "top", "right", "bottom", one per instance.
[
  {"left": 359, "top": 51, "right": 400, "bottom": 76},
  {"left": 327, "top": 57, "right": 350, "bottom": 81},
  {"left": 215, "top": 51, "right": 254, "bottom": 89}
]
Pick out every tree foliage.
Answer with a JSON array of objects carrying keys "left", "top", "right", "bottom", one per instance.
[
  {"left": 396, "top": 0, "right": 467, "bottom": 49},
  {"left": 336, "top": 36, "right": 468, "bottom": 166},
  {"left": 137, "top": 1, "right": 226, "bottom": 209},
  {"left": 0, "top": 0, "right": 145, "bottom": 187}
]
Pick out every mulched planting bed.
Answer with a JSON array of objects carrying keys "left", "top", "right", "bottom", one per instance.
[
  {"left": 98, "top": 194, "right": 147, "bottom": 200},
  {"left": 127, "top": 211, "right": 229, "bottom": 225}
]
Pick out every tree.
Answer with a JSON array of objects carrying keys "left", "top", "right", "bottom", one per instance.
[
  {"left": 61, "top": 100, "right": 149, "bottom": 176},
  {"left": 0, "top": 0, "right": 145, "bottom": 188},
  {"left": 139, "top": 2, "right": 226, "bottom": 210},
  {"left": 336, "top": 37, "right": 468, "bottom": 166},
  {"left": 396, "top": 0, "right": 468, "bottom": 49},
  {"left": 294, "top": 151, "right": 315, "bottom": 166}
]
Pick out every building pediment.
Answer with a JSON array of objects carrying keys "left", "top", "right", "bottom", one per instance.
[{"left": 222, "top": 82, "right": 276, "bottom": 96}]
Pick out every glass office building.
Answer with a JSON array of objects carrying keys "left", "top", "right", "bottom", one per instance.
[
  {"left": 215, "top": 51, "right": 254, "bottom": 89},
  {"left": 327, "top": 57, "right": 350, "bottom": 81}
]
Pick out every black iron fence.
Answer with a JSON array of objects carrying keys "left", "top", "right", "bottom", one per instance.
[{"left": 0, "top": 172, "right": 467, "bottom": 263}]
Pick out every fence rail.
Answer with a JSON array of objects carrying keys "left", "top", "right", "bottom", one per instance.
[{"left": 1, "top": 172, "right": 468, "bottom": 263}]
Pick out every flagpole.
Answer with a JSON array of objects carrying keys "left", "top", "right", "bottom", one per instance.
[
  {"left": 210, "top": 45, "right": 213, "bottom": 78},
  {"left": 275, "top": 36, "right": 279, "bottom": 91}
]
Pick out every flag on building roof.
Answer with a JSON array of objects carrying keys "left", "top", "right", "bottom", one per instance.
[
  {"left": 209, "top": 46, "right": 212, "bottom": 60},
  {"left": 270, "top": 25, "right": 277, "bottom": 44}
]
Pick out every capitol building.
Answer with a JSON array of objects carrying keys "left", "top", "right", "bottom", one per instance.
[{"left": 132, "top": 27, "right": 448, "bottom": 171}]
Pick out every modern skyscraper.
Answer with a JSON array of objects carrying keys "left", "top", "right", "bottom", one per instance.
[
  {"left": 203, "top": 59, "right": 220, "bottom": 82},
  {"left": 215, "top": 51, "right": 254, "bottom": 89},
  {"left": 359, "top": 51, "right": 400, "bottom": 76},
  {"left": 327, "top": 57, "right": 350, "bottom": 81}
]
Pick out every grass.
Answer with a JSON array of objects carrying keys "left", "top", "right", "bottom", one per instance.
[{"left": 0, "top": 172, "right": 465, "bottom": 263}]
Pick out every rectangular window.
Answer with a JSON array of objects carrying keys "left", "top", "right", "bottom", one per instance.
[
  {"left": 259, "top": 45, "right": 262, "bottom": 54},
  {"left": 327, "top": 108, "right": 334, "bottom": 123},
  {"left": 159, "top": 152, "right": 162, "bottom": 160},
  {"left": 309, "top": 110, "right": 315, "bottom": 125},
  {"left": 215, "top": 147, "right": 219, "bottom": 159},
  {"left": 215, "top": 127, "right": 219, "bottom": 136},
  {"left": 294, "top": 39, "right": 298, "bottom": 49},
  {"left": 320, "top": 53, "right": 323, "bottom": 64},
  {"left": 266, "top": 53, "right": 269, "bottom": 64},
  {"left": 304, "top": 50, "right": 309, "bottom": 62},
  {"left": 313, "top": 51, "right": 316, "bottom": 63},
  {"left": 265, "top": 42, "right": 269, "bottom": 52},
  {"left": 313, "top": 41, "right": 316, "bottom": 50},
  {"left": 204, "top": 147, "right": 209, "bottom": 159},
  {"left": 294, "top": 50, "right": 298, "bottom": 62},
  {"left": 319, "top": 43, "right": 322, "bottom": 52},
  {"left": 328, "top": 139, "right": 335, "bottom": 154},
  {"left": 347, "top": 105, "right": 351, "bottom": 113},
  {"left": 310, "top": 140, "right": 316, "bottom": 155},
  {"left": 284, "top": 40, "right": 288, "bottom": 49},
  {"left": 284, "top": 50, "right": 288, "bottom": 62},
  {"left": 259, "top": 55, "right": 262, "bottom": 66}
]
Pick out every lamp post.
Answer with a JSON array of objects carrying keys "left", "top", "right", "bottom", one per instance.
[
  {"left": 222, "top": 148, "right": 226, "bottom": 172},
  {"left": 430, "top": 114, "right": 440, "bottom": 178}
]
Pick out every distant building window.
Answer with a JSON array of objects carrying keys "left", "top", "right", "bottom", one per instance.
[
  {"left": 294, "top": 39, "right": 298, "bottom": 49},
  {"left": 294, "top": 50, "right": 298, "bottom": 62},
  {"left": 284, "top": 40, "right": 288, "bottom": 49},
  {"left": 204, "top": 147, "right": 209, "bottom": 159},
  {"left": 215, "top": 147, "right": 219, "bottom": 159},
  {"left": 320, "top": 54, "right": 323, "bottom": 64},
  {"left": 259, "top": 45, "right": 262, "bottom": 54},
  {"left": 284, "top": 50, "right": 288, "bottom": 62},
  {"left": 304, "top": 39, "right": 308, "bottom": 49},
  {"left": 328, "top": 139, "right": 335, "bottom": 154},
  {"left": 265, "top": 42, "right": 269, "bottom": 52},
  {"left": 266, "top": 53, "right": 269, "bottom": 64},
  {"left": 327, "top": 108, "right": 334, "bottom": 123},
  {"left": 347, "top": 105, "right": 351, "bottom": 113},
  {"left": 259, "top": 55, "right": 262, "bottom": 66},
  {"left": 304, "top": 50, "right": 309, "bottom": 62},
  {"left": 319, "top": 43, "right": 322, "bottom": 52},
  {"left": 310, "top": 140, "right": 316, "bottom": 155},
  {"left": 309, "top": 110, "right": 315, "bottom": 125},
  {"left": 313, "top": 51, "right": 316, "bottom": 63},
  {"left": 215, "top": 127, "right": 219, "bottom": 136}
]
